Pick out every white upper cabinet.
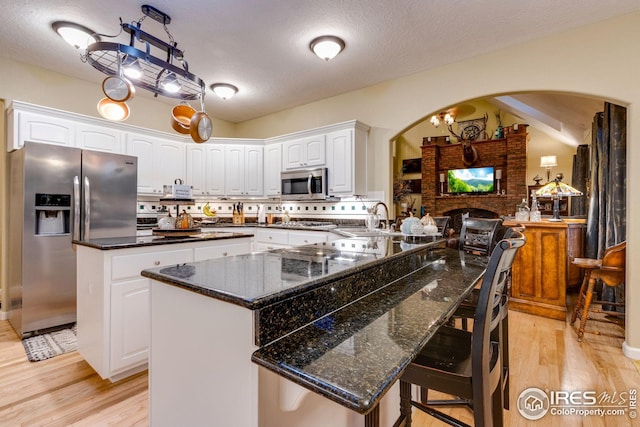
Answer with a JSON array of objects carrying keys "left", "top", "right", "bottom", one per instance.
[
  {"left": 8, "top": 108, "right": 76, "bottom": 151},
  {"left": 186, "top": 144, "right": 225, "bottom": 197},
  {"left": 326, "top": 122, "right": 369, "bottom": 197},
  {"left": 126, "top": 132, "right": 186, "bottom": 195},
  {"left": 225, "top": 144, "right": 264, "bottom": 196},
  {"left": 282, "top": 135, "right": 326, "bottom": 170},
  {"left": 76, "top": 122, "right": 123, "bottom": 153},
  {"left": 264, "top": 143, "right": 282, "bottom": 197}
]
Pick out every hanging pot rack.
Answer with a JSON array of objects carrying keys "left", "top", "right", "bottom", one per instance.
[{"left": 85, "top": 5, "right": 205, "bottom": 101}]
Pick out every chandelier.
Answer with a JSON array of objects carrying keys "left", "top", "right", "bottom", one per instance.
[{"left": 430, "top": 111, "right": 455, "bottom": 128}]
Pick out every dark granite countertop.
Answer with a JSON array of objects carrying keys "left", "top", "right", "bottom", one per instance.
[
  {"left": 251, "top": 248, "right": 488, "bottom": 414},
  {"left": 73, "top": 231, "right": 253, "bottom": 250},
  {"left": 141, "top": 236, "right": 442, "bottom": 310}
]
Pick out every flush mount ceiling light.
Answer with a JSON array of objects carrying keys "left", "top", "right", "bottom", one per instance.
[
  {"left": 210, "top": 83, "right": 238, "bottom": 100},
  {"left": 60, "top": 4, "right": 205, "bottom": 103},
  {"left": 309, "top": 35, "right": 345, "bottom": 61},
  {"left": 52, "top": 21, "right": 100, "bottom": 50}
]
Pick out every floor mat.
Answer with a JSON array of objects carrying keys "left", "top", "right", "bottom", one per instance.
[{"left": 22, "top": 324, "right": 77, "bottom": 362}]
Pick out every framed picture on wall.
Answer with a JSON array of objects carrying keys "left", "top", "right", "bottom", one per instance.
[
  {"left": 402, "top": 158, "right": 421, "bottom": 174},
  {"left": 405, "top": 179, "right": 421, "bottom": 193}
]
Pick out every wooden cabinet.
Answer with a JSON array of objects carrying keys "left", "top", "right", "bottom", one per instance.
[
  {"left": 76, "top": 238, "right": 252, "bottom": 381},
  {"left": 528, "top": 184, "right": 568, "bottom": 216},
  {"left": 504, "top": 219, "right": 586, "bottom": 320},
  {"left": 282, "top": 135, "right": 326, "bottom": 170}
]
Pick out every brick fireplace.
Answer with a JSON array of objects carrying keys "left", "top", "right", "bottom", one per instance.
[{"left": 421, "top": 126, "right": 528, "bottom": 220}]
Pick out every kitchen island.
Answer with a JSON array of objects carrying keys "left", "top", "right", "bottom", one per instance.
[
  {"left": 141, "top": 236, "right": 488, "bottom": 427},
  {"left": 74, "top": 231, "right": 253, "bottom": 381}
]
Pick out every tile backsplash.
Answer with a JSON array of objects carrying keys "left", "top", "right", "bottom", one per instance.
[{"left": 137, "top": 198, "right": 387, "bottom": 222}]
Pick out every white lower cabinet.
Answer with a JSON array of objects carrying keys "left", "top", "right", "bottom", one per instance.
[
  {"left": 76, "top": 238, "right": 252, "bottom": 381},
  {"left": 254, "top": 229, "right": 330, "bottom": 252},
  {"left": 110, "top": 278, "right": 150, "bottom": 373}
]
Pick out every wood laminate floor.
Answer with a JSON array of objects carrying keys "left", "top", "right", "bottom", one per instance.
[{"left": 0, "top": 296, "right": 637, "bottom": 426}]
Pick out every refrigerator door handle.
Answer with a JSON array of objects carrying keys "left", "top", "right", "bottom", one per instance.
[
  {"left": 73, "top": 176, "right": 81, "bottom": 240},
  {"left": 83, "top": 176, "right": 91, "bottom": 240}
]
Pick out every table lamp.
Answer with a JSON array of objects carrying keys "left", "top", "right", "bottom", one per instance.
[
  {"left": 535, "top": 179, "right": 583, "bottom": 221},
  {"left": 540, "top": 155, "right": 558, "bottom": 183}
]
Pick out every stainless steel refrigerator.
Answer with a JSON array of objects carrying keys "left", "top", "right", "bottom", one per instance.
[{"left": 8, "top": 142, "right": 137, "bottom": 337}]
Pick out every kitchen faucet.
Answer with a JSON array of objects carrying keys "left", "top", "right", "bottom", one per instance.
[{"left": 374, "top": 202, "right": 390, "bottom": 230}]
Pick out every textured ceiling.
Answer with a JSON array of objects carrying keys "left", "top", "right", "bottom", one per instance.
[{"left": 1, "top": 0, "right": 638, "bottom": 126}]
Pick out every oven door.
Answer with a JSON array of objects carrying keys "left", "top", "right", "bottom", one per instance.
[{"left": 281, "top": 168, "right": 327, "bottom": 200}]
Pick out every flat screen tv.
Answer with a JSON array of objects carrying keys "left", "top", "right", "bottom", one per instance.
[{"left": 447, "top": 167, "right": 495, "bottom": 194}]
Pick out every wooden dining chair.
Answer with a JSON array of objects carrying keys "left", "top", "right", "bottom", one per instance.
[
  {"left": 458, "top": 218, "right": 504, "bottom": 256},
  {"left": 447, "top": 225, "right": 524, "bottom": 411},
  {"left": 395, "top": 231, "right": 526, "bottom": 427},
  {"left": 570, "top": 241, "right": 626, "bottom": 341},
  {"left": 433, "top": 216, "right": 451, "bottom": 238}
]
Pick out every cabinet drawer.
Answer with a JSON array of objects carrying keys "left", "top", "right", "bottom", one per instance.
[
  {"left": 112, "top": 249, "right": 193, "bottom": 281},
  {"left": 255, "top": 229, "right": 289, "bottom": 246},
  {"left": 288, "top": 231, "right": 328, "bottom": 246}
]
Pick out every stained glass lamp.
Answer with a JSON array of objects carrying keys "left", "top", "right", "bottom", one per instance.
[{"left": 535, "top": 179, "right": 583, "bottom": 221}]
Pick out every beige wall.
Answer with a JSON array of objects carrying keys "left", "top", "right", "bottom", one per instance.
[
  {"left": 235, "top": 12, "right": 640, "bottom": 355},
  {"left": 0, "top": 58, "right": 237, "bottom": 138},
  {"left": 1, "top": 12, "right": 638, "bottom": 354}
]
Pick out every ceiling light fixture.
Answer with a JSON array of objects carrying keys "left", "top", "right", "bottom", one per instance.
[
  {"left": 52, "top": 21, "right": 100, "bottom": 50},
  {"left": 210, "top": 83, "right": 238, "bottom": 100},
  {"left": 309, "top": 35, "right": 345, "bottom": 61},
  {"left": 122, "top": 55, "right": 143, "bottom": 80},
  {"left": 59, "top": 4, "right": 205, "bottom": 103},
  {"left": 430, "top": 111, "right": 455, "bottom": 128}
]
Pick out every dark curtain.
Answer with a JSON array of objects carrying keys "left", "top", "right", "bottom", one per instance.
[
  {"left": 585, "top": 103, "right": 626, "bottom": 310},
  {"left": 570, "top": 144, "right": 589, "bottom": 216}
]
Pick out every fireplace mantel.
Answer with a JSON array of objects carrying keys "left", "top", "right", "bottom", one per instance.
[{"left": 421, "top": 126, "right": 528, "bottom": 217}]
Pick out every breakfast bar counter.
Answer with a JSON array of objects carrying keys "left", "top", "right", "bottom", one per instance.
[{"left": 141, "top": 237, "right": 488, "bottom": 427}]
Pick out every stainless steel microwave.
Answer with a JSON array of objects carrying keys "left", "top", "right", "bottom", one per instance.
[{"left": 281, "top": 168, "right": 328, "bottom": 200}]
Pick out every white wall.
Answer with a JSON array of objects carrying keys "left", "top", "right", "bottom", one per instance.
[{"left": 1, "top": 12, "right": 638, "bottom": 354}]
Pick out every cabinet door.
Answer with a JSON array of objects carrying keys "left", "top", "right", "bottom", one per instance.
[
  {"left": 110, "top": 278, "right": 150, "bottom": 373},
  {"left": 156, "top": 139, "right": 186, "bottom": 189},
  {"left": 76, "top": 123, "right": 123, "bottom": 153},
  {"left": 264, "top": 143, "right": 282, "bottom": 197},
  {"left": 244, "top": 146, "right": 264, "bottom": 196},
  {"left": 14, "top": 110, "right": 75, "bottom": 150},
  {"left": 186, "top": 144, "right": 206, "bottom": 196},
  {"left": 282, "top": 135, "right": 325, "bottom": 169},
  {"left": 194, "top": 239, "right": 252, "bottom": 261},
  {"left": 326, "top": 129, "right": 354, "bottom": 195},
  {"left": 206, "top": 145, "right": 226, "bottom": 196},
  {"left": 288, "top": 230, "right": 328, "bottom": 246},
  {"left": 126, "top": 133, "right": 157, "bottom": 194},
  {"left": 282, "top": 139, "right": 304, "bottom": 170},
  {"left": 225, "top": 145, "right": 245, "bottom": 195},
  {"left": 304, "top": 135, "right": 326, "bottom": 167}
]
